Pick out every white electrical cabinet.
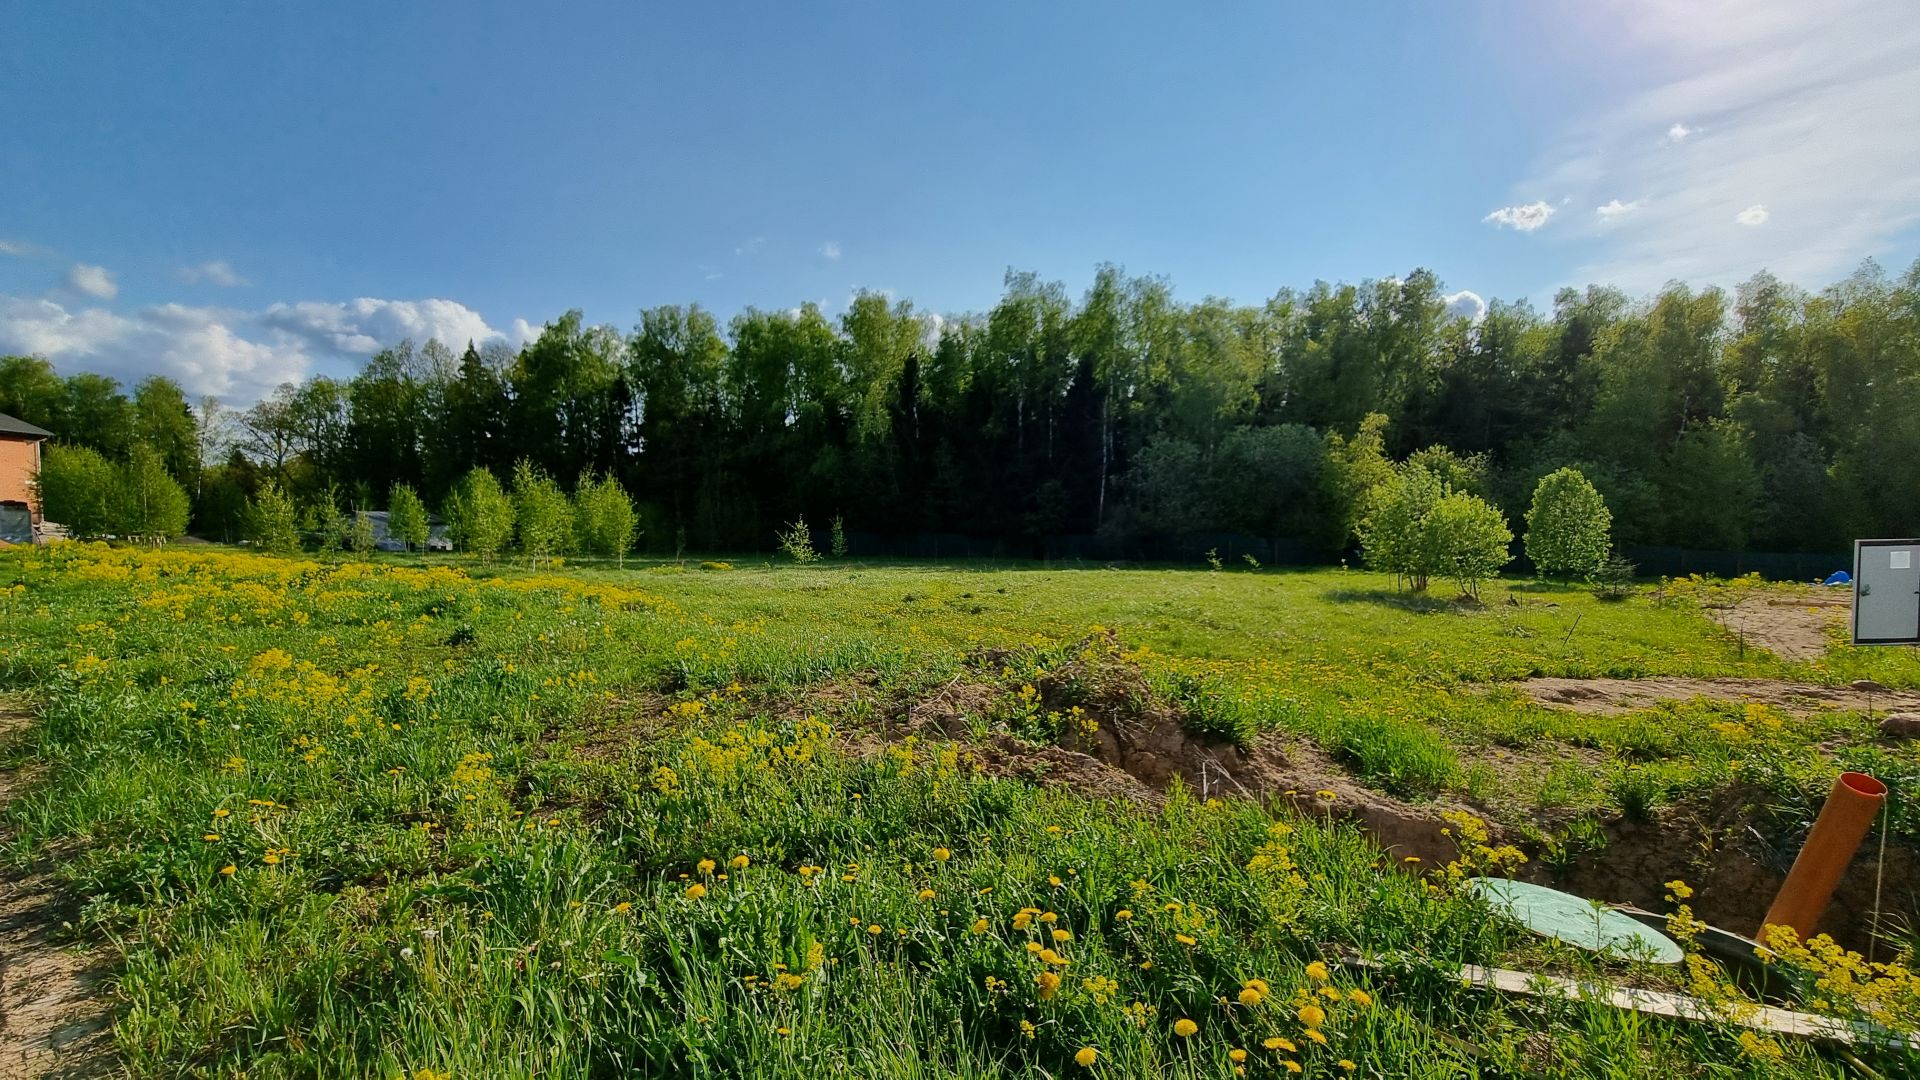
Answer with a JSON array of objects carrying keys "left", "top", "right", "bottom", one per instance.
[{"left": 1853, "top": 539, "right": 1920, "bottom": 645}]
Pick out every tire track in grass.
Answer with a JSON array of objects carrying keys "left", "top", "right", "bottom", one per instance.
[{"left": 0, "top": 699, "right": 113, "bottom": 1080}]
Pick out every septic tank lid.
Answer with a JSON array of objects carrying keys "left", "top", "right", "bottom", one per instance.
[{"left": 1466, "top": 877, "right": 1685, "bottom": 964}]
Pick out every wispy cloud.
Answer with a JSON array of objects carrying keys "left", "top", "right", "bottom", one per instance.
[
  {"left": 177, "top": 259, "right": 247, "bottom": 287},
  {"left": 733, "top": 236, "right": 765, "bottom": 256},
  {"left": 1518, "top": 0, "right": 1920, "bottom": 290},
  {"left": 0, "top": 239, "right": 49, "bottom": 258},
  {"left": 1596, "top": 199, "right": 1644, "bottom": 221},
  {"left": 65, "top": 263, "right": 117, "bottom": 300},
  {"left": 819, "top": 241, "right": 842, "bottom": 260},
  {"left": 1483, "top": 201, "right": 1556, "bottom": 232}
]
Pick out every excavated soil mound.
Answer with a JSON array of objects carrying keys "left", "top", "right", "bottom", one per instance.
[
  {"left": 888, "top": 636, "right": 1477, "bottom": 868},
  {"left": 1702, "top": 589, "right": 1848, "bottom": 662},
  {"left": 1521, "top": 676, "right": 1920, "bottom": 716}
]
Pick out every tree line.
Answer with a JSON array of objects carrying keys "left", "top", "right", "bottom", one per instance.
[{"left": 4, "top": 257, "right": 1917, "bottom": 559}]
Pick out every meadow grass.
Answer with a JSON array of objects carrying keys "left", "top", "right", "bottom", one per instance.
[{"left": 1, "top": 544, "right": 1917, "bottom": 1078}]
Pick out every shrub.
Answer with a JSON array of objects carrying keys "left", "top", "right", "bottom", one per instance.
[
  {"left": 1590, "top": 553, "right": 1637, "bottom": 602},
  {"left": 574, "top": 471, "right": 638, "bottom": 566},
  {"left": 344, "top": 510, "right": 377, "bottom": 555},
  {"left": 111, "top": 444, "right": 190, "bottom": 544},
  {"left": 35, "top": 443, "right": 116, "bottom": 538},
  {"left": 511, "top": 460, "right": 575, "bottom": 568},
  {"left": 443, "top": 467, "right": 515, "bottom": 562},
  {"left": 245, "top": 480, "right": 301, "bottom": 554},
  {"left": 830, "top": 514, "right": 848, "bottom": 559},
  {"left": 777, "top": 516, "right": 819, "bottom": 563},
  {"left": 1525, "top": 467, "right": 1612, "bottom": 579},
  {"left": 386, "top": 483, "right": 430, "bottom": 552},
  {"left": 1425, "top": 492, "right": 1513, "bottom": 598}
]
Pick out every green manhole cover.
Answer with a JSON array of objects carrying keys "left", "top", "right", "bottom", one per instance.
[{"left": 1466, "top": 878, "right": 1684, "bottom": 964}]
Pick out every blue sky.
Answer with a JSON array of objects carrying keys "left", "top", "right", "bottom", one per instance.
[{"left": 2, "top": 0, "right": 1916, "bottom": 403}]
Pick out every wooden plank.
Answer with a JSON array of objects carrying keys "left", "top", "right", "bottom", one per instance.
[{"left": 1456, "top": 963, "right": 1920, "bottom": 1051}]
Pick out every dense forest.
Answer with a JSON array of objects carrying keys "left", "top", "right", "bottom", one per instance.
[{"left": 4, "top": 258, "right": 1918, "bottom": 558}]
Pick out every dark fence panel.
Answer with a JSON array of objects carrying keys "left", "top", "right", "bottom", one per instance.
[
  {"left": 843, "top": 530, "right": 1322, "bottom": 566},
  {"left": 1622, "top": 546, "right": 1850, "bottom": 583}
]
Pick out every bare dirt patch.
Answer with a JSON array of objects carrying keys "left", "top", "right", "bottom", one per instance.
[
  {"left": 1701, "top": 587, "right": 1849, "bottom": 662},
  {"left": 1520, "top": 676, "right": 1920, "bottom": 716},
  {"left": 0, "top": 701, "right": 114, "bottom": 1080}
]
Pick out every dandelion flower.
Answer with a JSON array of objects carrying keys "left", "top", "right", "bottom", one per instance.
[
  {"left": 1304, "top": 1029, "right": 1328, "bottom": 1046},
  {"left": 1114, "top": 909, "right": 1133, "bottom": 921},
  {"left": 1338, "top": 1062, "right": 1357, "bottom": 1073},
  {"left": 1263, "top": 1037, "right": 1296, "bottom": 1052},
  {"left": 1305, "top": 961, "right": 1329, "bottom": 982},
  {"left": 731, "top": 854, "right": 750, "bottom": 870},
  {"left": 971, "top": 918, "right": 989, "bottom": 934},
  {"left": 1229, "top": 1048, "right": 1248, "bottom": 1063},
  {"left": 1238, "top": 986, "right": 1263, "bottom": 1006},
  {"left": 1173, "top": 1018, "right": 1198, "bottom": 1038},
  {"left": 918, "top": 888, "right": 936, "bottom": 901},
  {"left": 697, "top": 858, "right": 716, "bottom": 876},
  {"left": 1074, "top": 1047, "right": 1098, "bottom": 1067},
  {"left": 219, "top": 864, "right": 236, "bottom": 877},
  {"left": 1176, "top": 933, "right": 1197, "bottom": 947},
  {"left": 934, "top": 847, "right": 952, "bottom": 862},
  {"left": 1052, "top": 928, "right": 1072, "bottom": 943},
  {"left": 262, "top": 853, "right": 281, "bottom": 865},
  {"left": 1348, "top": 989, "right": 1372, "bottom": 1007},
  {"left": 1281, "top": 1062, "right": 1302, "bottom": 1075},
  {"left": 685, "top": 883, "right": 707, "bottom": 899},
  {"left": 1036, "top": 971, "right": 1062, "bottom": 1000},
  {"left": 1298, "top": 1004, "right": 1325, "bottom": 1027},
  {"left": 868, "top": 924, "right": 884, "bottom": 935}
]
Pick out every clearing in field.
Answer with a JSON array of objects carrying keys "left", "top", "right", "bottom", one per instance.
[{"left": 1, "top": 546, "right": 1918, "bottom": 1078}]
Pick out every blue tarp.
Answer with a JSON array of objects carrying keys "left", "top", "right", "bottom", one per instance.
[{"left": 1822, "top": 570, "right": 1852, "bottom": 586}]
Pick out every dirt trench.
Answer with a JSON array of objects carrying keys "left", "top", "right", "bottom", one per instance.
[
  {"left": 856, "top": 642, "right": 1915, "bottom": 953},
  {"left": 0, "top": 701, "right": 113, "bottom": 1080}
]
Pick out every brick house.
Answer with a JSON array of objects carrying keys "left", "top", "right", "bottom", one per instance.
[{"left": 0, "top": 412, "right": 52, "bottom": 544}]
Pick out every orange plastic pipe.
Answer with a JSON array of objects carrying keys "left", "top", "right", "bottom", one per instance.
[{"left": 1759, "top": 772, "right": 1887, "bottom": 944}]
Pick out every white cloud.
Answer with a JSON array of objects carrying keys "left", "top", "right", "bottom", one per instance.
[
  {"left": 177, "top": 260, "right": 247, "bottom": 287},
  {"left": 1596, "top": 198, "right": 1644, "bottom": 220},
  {"left": 819, "top": 241, "right": 842, "bottom": 260},
  {"left": 262, "top": 297, "right": 508, "bottom": 356},
  {"left": 0, "top": 293, "right": 535, "bottom": 405},
  {"left": 1666, "top": 122, "right": 1694, "bottom": 143},
  {"left": 733, "top": 236, "right": 765, "bottom": 256},
  {"left": 65, "top": 263, "right": 118, "bottom": 299},
  {"left": 1442, "top": 290, "right": 1488, "bottom": 323},
  {"left": 0, "top": 296, "right": 304, "bottom": 402},
  {"left": 0, "top": 239, "right": 45, "bottom": 258},
  {"left": 1483, "top": 201, "right": 1556, "bottom": 232},
  {"left": 1518, "top": 0, "right": 1920, "bottom": 291},
  {"left": 1735, "top": 203, "right": 1770, "bottom": 226}
]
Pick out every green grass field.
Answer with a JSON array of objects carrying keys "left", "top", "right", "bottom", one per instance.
[{"left": 2, "top": 544, "right": 1917, "bottom": 1078}]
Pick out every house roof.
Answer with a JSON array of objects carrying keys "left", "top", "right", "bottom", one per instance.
[{"left": 0, "top": 412, "right": 52, "bottom": 440}]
